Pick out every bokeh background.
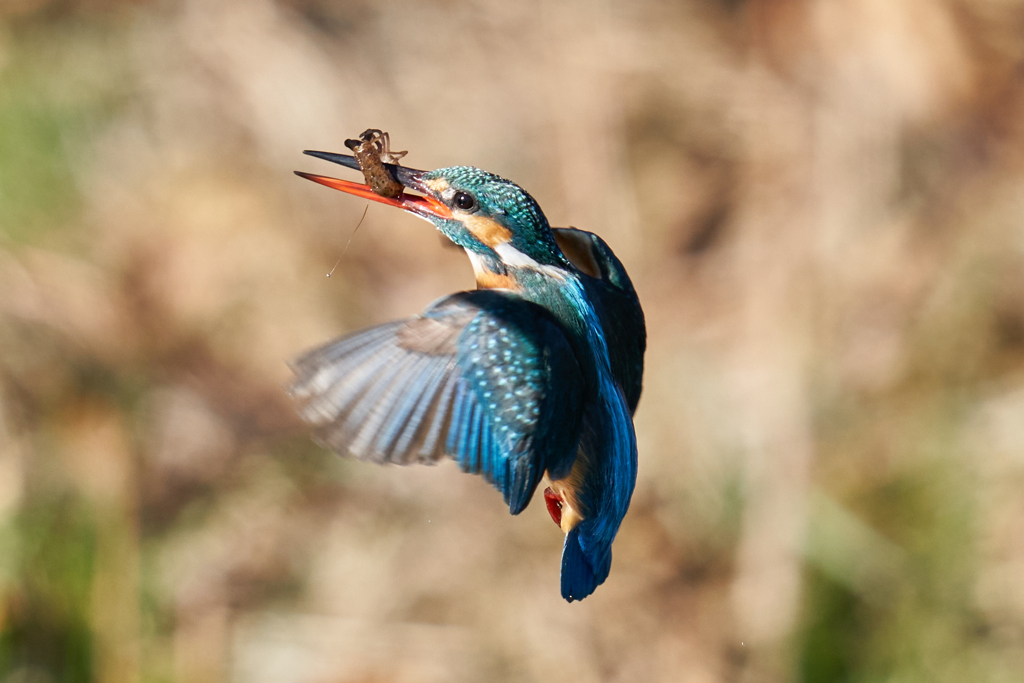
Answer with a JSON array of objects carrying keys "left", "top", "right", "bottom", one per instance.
[{"left": 2, "top": 1, "right": 1024, "bottom": 681}]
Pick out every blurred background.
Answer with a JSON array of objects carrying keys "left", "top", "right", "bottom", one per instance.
[{"left": 1, "top": 0, "right": 1023, "bottom": 681}]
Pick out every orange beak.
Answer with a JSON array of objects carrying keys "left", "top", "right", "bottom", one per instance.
[{"left": 295, "top": 151, "right": 452, "bottom": 220}]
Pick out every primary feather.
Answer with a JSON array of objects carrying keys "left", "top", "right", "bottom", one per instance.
[{"left": 291, "top": 289, "right": 585, "bottom": 514}]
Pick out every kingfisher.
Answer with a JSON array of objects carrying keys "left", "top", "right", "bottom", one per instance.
[{"left": 291, "top": 149, "right": 645, "bottom": 601}]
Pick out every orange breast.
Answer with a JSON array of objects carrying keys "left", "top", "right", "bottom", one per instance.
[{"left": 475, "top": 270, "right": 519, "bottom": 290}]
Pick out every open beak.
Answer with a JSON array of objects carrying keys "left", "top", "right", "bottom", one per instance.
[{"left": 295, "top": 150, "right": 452, "bottom": 220}]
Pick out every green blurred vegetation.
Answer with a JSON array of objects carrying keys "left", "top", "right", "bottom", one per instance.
[{"left": 0, "top": 11, "right": 131, "bottom": 245}]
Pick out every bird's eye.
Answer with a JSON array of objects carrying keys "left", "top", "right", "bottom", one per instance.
[{"left": 452, "top": 191, "right": 477, "bottom": 211}]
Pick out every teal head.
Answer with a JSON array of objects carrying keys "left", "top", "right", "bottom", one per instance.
[{"left": 297, "top": 152, "right": 573, "bottom": 289}]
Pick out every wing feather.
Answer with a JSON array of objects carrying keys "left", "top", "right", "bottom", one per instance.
[
  {"left": 389, "top": 360, "right": 453, "bottom": 459},
  {"left": 290, "top": 290, "right": 585, "bottom": 513}
]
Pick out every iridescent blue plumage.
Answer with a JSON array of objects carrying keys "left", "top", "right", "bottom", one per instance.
[
  {"left": 292, "top": 290, "right": 584, "bottom": 514},
  {"left": 292, "top": 151, "right": 645, "bottom": 601}
]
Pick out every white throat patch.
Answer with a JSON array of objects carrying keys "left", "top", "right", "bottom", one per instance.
[
  {"left": 494, "top": 242, "right": 540, "bottom": 268},
  {"left": 465, "top": 249, "right": 489, "bottom": 279},
  {"left": 466, "top": 243, "right": 566, "bottom": 283}
]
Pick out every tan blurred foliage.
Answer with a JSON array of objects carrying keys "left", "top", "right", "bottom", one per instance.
[{"left": 1, "top": 1, "right": 1024, "bottom": 682}]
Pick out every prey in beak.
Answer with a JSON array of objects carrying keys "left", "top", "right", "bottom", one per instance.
[
  {"left": 343, "top": 129, "right": 407, "bottom": 198},
  {"left": 295, "top": 150, "right": 452, "bottom": 220}
]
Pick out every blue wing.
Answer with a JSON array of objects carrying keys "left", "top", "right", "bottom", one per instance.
[
  {"left": 290, "top": 290, "right": 585, "bottom": 514},
  {"left": 553, "top": 227, "right": 646, "bottom": 414}
]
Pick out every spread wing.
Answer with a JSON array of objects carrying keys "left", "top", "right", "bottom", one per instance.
[{"left": 289, "top": 289, "right": 585, "bottom": 514}]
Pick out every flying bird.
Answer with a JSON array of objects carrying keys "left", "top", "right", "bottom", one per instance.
[{"left": 291, "top": 149, "right": 645, "bottom": 601}]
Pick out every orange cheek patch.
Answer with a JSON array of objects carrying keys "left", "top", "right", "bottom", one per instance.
[{"left": 463, "top": 215, "right": 512, "bottom": 248}]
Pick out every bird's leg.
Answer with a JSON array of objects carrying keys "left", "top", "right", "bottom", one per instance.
[{"left": 544, "top": 487, "right": 564, "bottom": 526}]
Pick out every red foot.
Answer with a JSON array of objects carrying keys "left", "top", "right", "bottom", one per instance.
[{"left": 543, "top": 487, "right": 563, "bottom": 527}]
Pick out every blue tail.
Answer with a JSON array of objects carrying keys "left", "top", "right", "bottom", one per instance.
[{"left": 560, "top": 526, "right": 611, "bottom": 602}]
